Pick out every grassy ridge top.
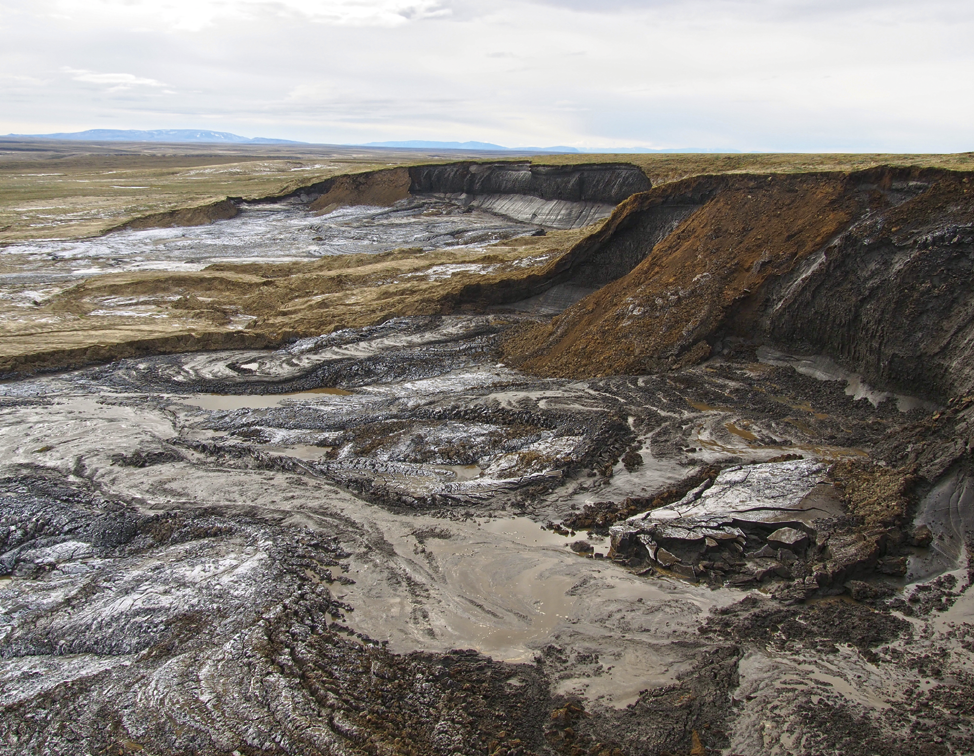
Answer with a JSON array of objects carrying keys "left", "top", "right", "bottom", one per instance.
[{"left": 532, "top": 151, "right": 974, "bottom": 185}]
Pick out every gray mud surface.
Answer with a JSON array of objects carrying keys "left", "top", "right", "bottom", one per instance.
[
  {"left": 0, "top": 196, "right": 543, "bottom": 296},
  {"left": 3, "top": 313, "right": 974, "bottom": 755}
]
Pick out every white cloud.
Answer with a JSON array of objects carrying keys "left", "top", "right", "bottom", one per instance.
[
  {"left": 0, "top": 0, "right": 971, "bottom": 150},
  {"left": 61, "top": 68, "right": 167, "bottom": 90},
  {"left": 48, "top": 0, "right": 450, "bottom": 31}
]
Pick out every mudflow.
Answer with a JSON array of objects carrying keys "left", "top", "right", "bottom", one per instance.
[{"left": 2, "top": 157, "right": 974, "bottom": 756}]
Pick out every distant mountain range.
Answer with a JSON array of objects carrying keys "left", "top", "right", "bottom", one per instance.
[
  {"left": 4, "top": 130, "right": 738, "bottom": 153},
  {"left": 362, "top": 140, "right": 581, "bottom": 153},
  {"left": 4, "top": 129, "right": 304, "bottom": 145},
  {"left": 363, "top": 140, "right": 739, "bottom": 154}
]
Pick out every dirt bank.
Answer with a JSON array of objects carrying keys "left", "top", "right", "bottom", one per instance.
[
  {"left": 501, "top": 167, "right": 974, "bottom": 403},
  {"left": 6, "top": 165, "right": 973, "bottom": 395},
  {"left": 112, "top": 197, "right": 240, "bottom": 231},
  {"left": 308, "top": 167, "right": 412, "bottom": 213}
]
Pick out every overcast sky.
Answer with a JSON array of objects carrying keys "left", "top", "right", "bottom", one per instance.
[{"left": 1, "top": 0, "right": 971, "bottom": 151}]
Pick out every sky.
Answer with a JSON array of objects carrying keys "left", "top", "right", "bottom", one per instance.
[{"left": 0, "top": 0, "right": 972, "bottom": 152}]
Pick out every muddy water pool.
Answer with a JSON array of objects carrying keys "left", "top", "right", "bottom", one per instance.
[
  {"left": 758, "top": 346, "right": 940, "bottom": 413},
  {"left": 333, "top": 509, "right": 735, "bottom": 706}
]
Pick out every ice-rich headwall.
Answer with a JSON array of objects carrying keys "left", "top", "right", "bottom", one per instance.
[
  {"left": 407, "top": 162, "right": 653, "bottom": 229},
  {"left": 407, "top": 162, "right": 652, "bottom": 205}
]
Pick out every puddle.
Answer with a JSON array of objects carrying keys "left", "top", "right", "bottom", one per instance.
[
  {"left": 435, "top": 464, "right": 482, "bottom": 482},
  {"left": 481, "top": 516, "right": 611, "bottom": 557},
  {"left": 772, "top": 395, "right": 830, "bottom": 420},
  {"left": 686, "top": 399, "right": 731, "bottom": 413},
  {"left": 757, "top": 346, "right": 939, "bottom": 413},
  {"left": 479, "top": 516, "right": 575, "bottom": 549},
  {"left": 257, "top": 443, "right": 332, "bottom": 461},
  {"left": 177, "top": 389, "right": 352, "bottom": 411},
  {"left": 340, "top": 511, "right": 728, "bottom": 673},
  {"left": 725, "top": 421, "right": 758, "bottom": 442}
]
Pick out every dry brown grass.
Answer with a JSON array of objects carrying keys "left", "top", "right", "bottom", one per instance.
[
  {"left": 0, "top": 141, "right": 454, "bottom": 243},
  {"left": 532, "top": 151, "right": 974, "bottom": 186},
  {"left": 0, "top": 225, "right": 589, "bottom": 376},
  {"left": 4, "top": 141, "right": 969, "bottom": 244}
]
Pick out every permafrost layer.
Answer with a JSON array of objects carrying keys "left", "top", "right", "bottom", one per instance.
[{"left": 2, "top": 161, "right": 974, "bottom": 755}]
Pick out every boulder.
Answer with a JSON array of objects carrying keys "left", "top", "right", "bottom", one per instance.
[{"left": 767, "top": 527, "right": 809, "bottom": 550}]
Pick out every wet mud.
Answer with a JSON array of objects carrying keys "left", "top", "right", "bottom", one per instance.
[
  {"left": 2, "top": 312, "right": 972, "bottom": 755},
  {"left": 3, "top": 161, "right": 974, "bottom": 755}
]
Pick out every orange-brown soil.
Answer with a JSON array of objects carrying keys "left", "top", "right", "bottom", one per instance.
[
  {"left": 308, "top": 167, "right": 412, "bottom": 213},
  {"left": 501, "top": 168, "right": 974, "bottom": 403}
]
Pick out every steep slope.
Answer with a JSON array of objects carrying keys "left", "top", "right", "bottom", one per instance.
[
  {"left": 305, "top": 161, "right": 652, "bottom": 228},
  {"left": 502, "top": 167, "right": 974, "bottom": 403}
]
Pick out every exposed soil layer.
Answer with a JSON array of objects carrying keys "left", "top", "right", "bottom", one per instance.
[
  {"left": 502, "top": 168, "right": 974, "bottom": 404},
  {"left": 309, "top": 167, "right": 412, "bottom": 213},
  {"left": 408, "top": 162, "right": 652, "bottom": 205},
  {"left": 113, "top": 197, "right": 241, "bottom": 230}
]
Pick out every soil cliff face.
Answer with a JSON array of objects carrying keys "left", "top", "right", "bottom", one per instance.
[
  {"left": 298, "top": 162, "right": 651, "bottom": 228},
  {"left": 114, "top": 198, "right": 240, "bottom": 230},
  {"left": 502, "top": 168, "right": 974, "bottom": 403},
  {"left": 408, "top": 162, "right": 652, "bottom": 205},
  {"left": 307, "top": 167, "right": 412, "bottom": 213}
]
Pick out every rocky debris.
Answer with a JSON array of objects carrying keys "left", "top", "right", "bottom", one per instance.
[
  {"left": 110, "top": 449, "right": 186, "bottom": 468},
  {"left": 702, "top": 594, "right": 912, "bottom": 652},
  {"left": 609, "top": 459, "right": 838, "bottom": 586},
  {"left": 554, "top": 646, "right": 743, "bottom": 756},
  {"left": 603, "top": 452, "right": 930, "bottom": 599},
  {"left": 562, "top": 464, "right": 725, "bottom": 532},
  {"left": 706, "top": 593, "right": 974, "bottom": 756},
  {"left": 767, "top": 526, "right": 808, "bottom": 550},
  {"left": 912, "top": 523, "right": 934, "bottom": 547},
  {"left": 888, "top": 573, "right": 964, "bottom": 617}
]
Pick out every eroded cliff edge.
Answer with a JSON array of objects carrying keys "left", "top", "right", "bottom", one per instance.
[{"left": 501, "top": 167, "right": 974, "bottom": 404}]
